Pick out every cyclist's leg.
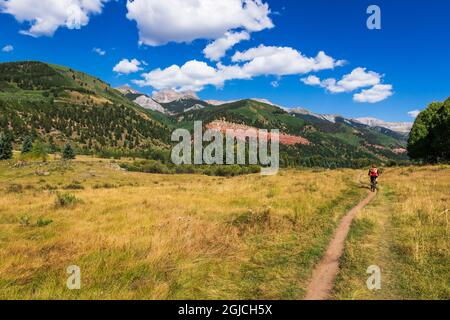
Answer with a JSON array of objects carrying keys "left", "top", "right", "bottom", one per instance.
[{"left": 370, "top": 176, "right": 376, "bottom": 191}]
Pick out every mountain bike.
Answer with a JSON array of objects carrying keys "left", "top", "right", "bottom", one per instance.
[{"left": 370, "top": 179, "right": 378, "bottom": 192}]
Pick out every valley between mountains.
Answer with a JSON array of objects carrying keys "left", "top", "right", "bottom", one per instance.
[{"left": 0, "top": 61, "right": 448, "bottom": 300}]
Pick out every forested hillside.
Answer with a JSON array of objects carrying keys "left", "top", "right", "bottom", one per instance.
[
  {"left": 176, "top": 99, "right": 409, "bottom": 167},
  {"left": 0, "top": 61, "right": 170, "bottom": 154}
]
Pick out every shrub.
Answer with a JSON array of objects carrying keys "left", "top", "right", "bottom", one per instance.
[
  {"left": 36, "top": 218, "right": 53, "bottom": 227},
  {"left": 55, "top": 192, "right": 82, "bottom": 207},
  {"left": 63, "top": 182, "right": 84, "bottom": 190},
  {"left": 29, "top": 140, "right": 49, "bottom": 162},
  {"left": 121, "top": 160, "right": 261, "bottom": 177},
  {"left": 62, "top": 143, "right": 76, "bottom": 160},
  {"left": 93, "top": 183, "right": 118, "bottom": 189}
]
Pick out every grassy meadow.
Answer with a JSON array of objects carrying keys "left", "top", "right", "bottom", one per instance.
[
  {"left": 0, "top": 156, "right": 448, "bottom": 300},
  {"left": 333, "top": 165, "right": 450, "bottom": 300}
]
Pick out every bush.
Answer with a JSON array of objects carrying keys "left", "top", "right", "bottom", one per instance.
[
  {"left": 93, "top": 183, "right": 118, "bottom": 189},
  {"left": 63, "top": 181, "right": 84, "bottom": 190},
  {"left": 62, "top": 143, "right": 76, "bottom": 160},
  {"left": 55, "top": 192, "right": 82, "bottom": 207},
  {"left": 121, "top": 160, "right": 261, "bottom": 177},
  {"left": 36, "top": 218, "right": 53, "bottom": 227},
  {"left": 29, "top": 140, "right": 49, "bottom": 162}
]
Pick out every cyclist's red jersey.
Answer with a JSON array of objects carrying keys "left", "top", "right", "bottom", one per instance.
[{"left": 369, "top": 168, "right": 379, "bottom": 177}]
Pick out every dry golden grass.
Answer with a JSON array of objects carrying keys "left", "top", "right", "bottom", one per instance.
[
  {"left": 333, "top": 165, "right": 450, "bottom": 300},
  {"left": 0, "top": 158, "right": 366, "bottom": 300},
  {"left": 2, "top": 159, "right": 447, "bottom": 300}
]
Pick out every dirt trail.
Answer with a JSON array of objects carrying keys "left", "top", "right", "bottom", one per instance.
[{"left": 304, "top": 191, "right": 377, "bottom": 300}]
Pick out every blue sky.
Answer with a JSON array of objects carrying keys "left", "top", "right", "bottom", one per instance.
[{"left": 1, "top": 0, "right": 449, "bottom": 121}]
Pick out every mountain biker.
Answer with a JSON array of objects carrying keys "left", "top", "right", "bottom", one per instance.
[{"left": 368, "top": 164, "right": 380, "bottom": 191}]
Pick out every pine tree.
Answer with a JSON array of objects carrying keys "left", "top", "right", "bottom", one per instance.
[
  {"left": 31, "top": 140, "right": 49, "bottom": 162},
  {"left": 0, "top": 133, "right": 13, "bottom": 160},
  {"left": 62, "top": 143, "right": 76, "bottom": 160},
  {"left": 21, "top": 136, "right": 33, "bottom": 154}
]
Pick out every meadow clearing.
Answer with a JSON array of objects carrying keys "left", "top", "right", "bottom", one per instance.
[{"left": 0, "top": 157, "right": 448, "bottom": 300}]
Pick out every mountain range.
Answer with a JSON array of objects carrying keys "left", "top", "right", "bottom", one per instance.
[
  {"left": 119, "top": 86, "right": 413, "bottom": 135},
  {"left": 352, "top": 118, "right": 413, "bottom": 134},
  {"left": 0, "top": 61, "right": 411, "bottom": 167}
]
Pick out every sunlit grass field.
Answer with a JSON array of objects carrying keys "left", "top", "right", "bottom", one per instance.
[
  {"left": 333, "top": 165, "right": 450, "bottom": 300},
  {"left": 0, "top": 157, "right": 448, "bottom": 300}
]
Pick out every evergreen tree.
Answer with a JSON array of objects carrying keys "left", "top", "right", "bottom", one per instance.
[
  {"left": 21, "top": 136, "right": 33, "bottom": 154},
  {"left": 0, "top": 133, "right": 13, "bottom": 160},
  {"left": 62, "top": 143, "right": 76, "bottom": 160},
  {"left": 31, "top": 140, "right": 49, "bottom": 162}
]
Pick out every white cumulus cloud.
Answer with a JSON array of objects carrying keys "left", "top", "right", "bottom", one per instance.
[
  {"left": 301, "top": 75, "right": 321, "bottom": 86},
  {"left": 2, "top": 44, "right": 14, "bottom": 52},
  {"left": 302, "top": 67, "right": 393, "bottom": 103},
  {"left": 353, "top": 84, "right": 394, "bottom": 103},
  {"left": 113, "top": 59, "right": 143, "bottom": 75},
  {"left": 233, "top": 45, "right": 345, "bottom": 77},
  {"left": 0, "top": 0, "right": 109, "bottom": 37},
  {"left": 203, "top": 31, "right": 250, "bottom": 61},
  {"left": 133, "top": 60, "right": 250, "bottom": 92},
  {"left": 302, "top": 67, "right": 381, "bottom": 93},
  {"left": 408, "top": 110, "right": 421, "bottom": 118},
  {"left": 126, "top": 0, "right": 273, "bottom": 46},
  {"left": 133, "top": 45, "right": 343, "bottom": 92}
]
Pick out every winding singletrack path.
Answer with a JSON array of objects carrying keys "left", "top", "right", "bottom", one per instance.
[{"left": 304, "top": 191, "right": 377, "bottom": 300}]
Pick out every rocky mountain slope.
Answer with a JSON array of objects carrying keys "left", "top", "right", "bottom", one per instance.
[
  {"left": 354, "top": 117, "right": 413, "bottom": 134},
  {"left": 116, "top": 87, "right": 211, "bottom": 115},
  {"left": 152, "top": 89, "right": 199, "bottom": 103}
]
